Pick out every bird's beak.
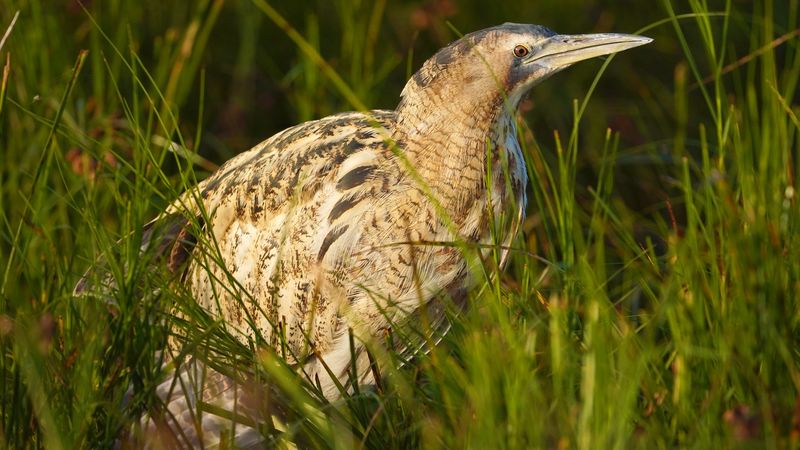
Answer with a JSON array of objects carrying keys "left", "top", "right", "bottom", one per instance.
[{"left": 527, "top": 33, "right": 652, "bottom": 68}]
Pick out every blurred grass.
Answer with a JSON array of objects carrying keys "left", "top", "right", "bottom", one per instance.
[{"left": 0, "top": 0, "right": 798, "bottom": 448}]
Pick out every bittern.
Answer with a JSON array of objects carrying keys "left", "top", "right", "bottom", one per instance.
[{"left": 78, "top": 22, "right": 650, "bottom": 448}]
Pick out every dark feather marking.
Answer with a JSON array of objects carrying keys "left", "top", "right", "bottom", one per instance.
[
  {"left": 411, "top": 70, "right": 431, "bottom": 89},
  {"left": 202, "top": 177, "right": 223, "bottom": 196},
  {"left": 318, "top": 225, "right": 349, "bottom": 262},
  {"left": 235, "top": 197, "right": 246, "bottom": 217},
  {"left": 355, "top": 130, "right": 376, "bottom": 140},
  {"left": 337, "top": 165, "right": 375, "bottom": 191},
  {"left": 246, "top": 173, "right": 262, "bottom": 191},
  {"left": 167, "top": 226, "right": 199, "bottom": 273},
  {"left": 251, "top": 195, "right": 264, "bottom": 219},
  {"left": 346, "top": 139, "right": 365, "bottom": 151},
  {"left": 329, "top": 195, "right": 364, "bottom": 222},
  {"left": 434, "top": 46, "right": 458, "bottom": 66}
]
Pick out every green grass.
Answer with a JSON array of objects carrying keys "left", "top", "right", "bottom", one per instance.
[{"left": 1, "top": 0, "right": 798, "bottom": 448}]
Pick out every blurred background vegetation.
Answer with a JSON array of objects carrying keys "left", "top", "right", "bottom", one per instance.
[{"left": 0, "top": 0, "right": 798, "bottom": 448}]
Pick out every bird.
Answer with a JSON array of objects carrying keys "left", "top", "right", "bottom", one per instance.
[{"left": 76, "top": 22, "right": 651, "bottom": 448}]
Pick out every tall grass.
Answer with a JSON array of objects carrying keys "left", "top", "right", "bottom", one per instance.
[{"left": 0, "top": 0, "right": 797, "bottom": 448}]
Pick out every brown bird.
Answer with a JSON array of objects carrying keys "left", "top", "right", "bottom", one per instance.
[{"left": 77, "top": 22, "right": 650, "bottom": 448}]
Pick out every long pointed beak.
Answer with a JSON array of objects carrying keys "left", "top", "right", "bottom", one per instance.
[{"left": 528, "top": 33, "right": 652, "bottom": 68}]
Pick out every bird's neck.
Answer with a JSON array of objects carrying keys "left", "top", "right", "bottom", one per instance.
[{"left": 394, "top": 88, "right": 520, "bottom": 218}]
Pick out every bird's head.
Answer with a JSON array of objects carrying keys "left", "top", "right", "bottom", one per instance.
[{"left": 398, "top": 23, "right": 652, "bottom": 119}]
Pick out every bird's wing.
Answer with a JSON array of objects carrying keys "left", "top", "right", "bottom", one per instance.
[
  {"left": 171, "top": 110, "right": 399, "bottom": 360},
  {"left": 75, "top": 110, "right": 395, "bottom": 311}
]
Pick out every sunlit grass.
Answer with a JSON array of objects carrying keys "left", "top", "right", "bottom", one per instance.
[{"left": 0, "top": 0, "right": 798, "bottom": 448}]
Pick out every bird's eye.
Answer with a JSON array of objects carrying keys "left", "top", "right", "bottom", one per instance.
[{"left": 513, "top": 45, "right": 529, "bottom": 58}]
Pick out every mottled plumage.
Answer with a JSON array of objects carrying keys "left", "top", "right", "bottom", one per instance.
[{"left": 77, "top": 22, "right": 650, "bottom": 448}]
